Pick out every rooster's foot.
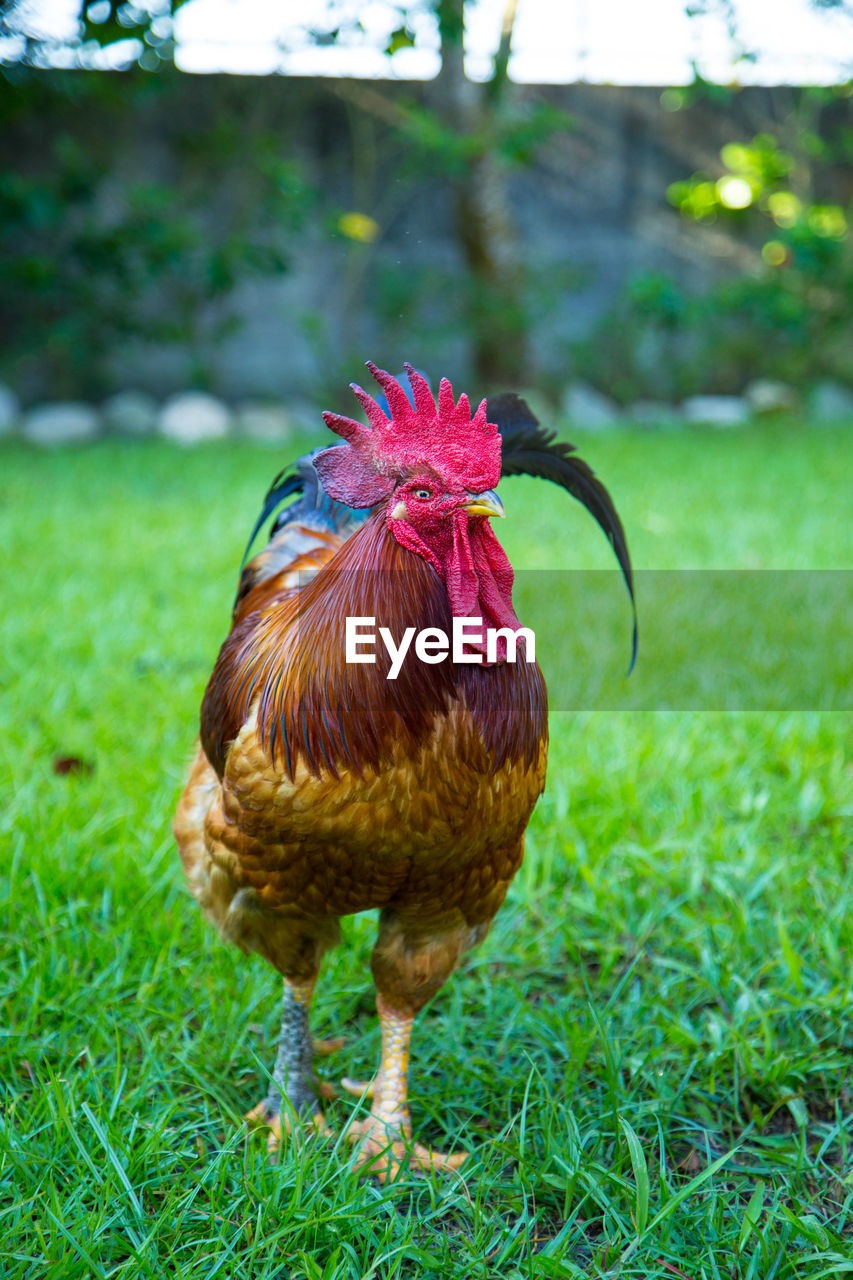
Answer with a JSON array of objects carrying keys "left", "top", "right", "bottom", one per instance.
[
  {"left": 345, "top": 1116, "right": 467, "bottom": 1183},
  {"left": 339, "top": 1004, "right": 468, "bottom": 1180},
  {"left": 245, "top": 1098, "right": 331, "bottom": 1153}
]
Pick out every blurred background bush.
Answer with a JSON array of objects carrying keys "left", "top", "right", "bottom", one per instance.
[{"left": 1, "top": 0, "right": 852, "bottom": 419}]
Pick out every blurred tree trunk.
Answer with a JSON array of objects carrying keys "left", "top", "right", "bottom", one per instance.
[{"left": 434, "top": 0, "right": 527, "bottom": 387}]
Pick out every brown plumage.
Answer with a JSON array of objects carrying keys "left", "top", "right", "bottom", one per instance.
[{"left": 174, "top": 363, "right": 632, "bottom": 1180}]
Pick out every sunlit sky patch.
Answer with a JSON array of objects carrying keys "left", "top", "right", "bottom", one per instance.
[{"left": 3, "top": 0, "right": 852, "bottom": 83}]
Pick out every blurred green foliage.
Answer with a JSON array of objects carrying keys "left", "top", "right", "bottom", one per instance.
[
  {"left": 576, "top": 86, "right": 853, "bottom": 402},
  {"left": 396, "top": 97, "right": 574, "bottom": 176},
  {"left": 77, "top": 0, "right": 187, "bottom": 59},
  {"left": 3, "top": 0, "right": 575, "bottom": 389},
  {"left": 0, "top": 0, "right": 187, "bottom": 70},
  {"left": 0, "top": 70, "right": 313, "bottom": 395},
  {"left": 573, "top": 259, "right": 853, "bottom": 404}
]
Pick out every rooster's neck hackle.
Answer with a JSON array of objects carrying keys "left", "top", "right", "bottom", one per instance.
[{"left": 203, "top": 511, "right": 546, "bottom": 783}]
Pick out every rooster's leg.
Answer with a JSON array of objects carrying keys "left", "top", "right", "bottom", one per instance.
[
  {"left": 347, "top": 1002, "right": 467, "bottom": 1180},
  {"left": 246, "top": 977, "right": 334, "bottom": 1150},
  {"left": 346, "top": 911, "right": 469, "bottom": 1181}
]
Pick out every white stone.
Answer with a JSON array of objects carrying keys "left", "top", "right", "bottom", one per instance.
[
  {"left": 235, "top": 402, "right": 294, "bottom": 444},
  {"left": 103, "top": 389, "right": 158, "bottom": 437},
  {"left": 0, "top": 384, "right": 20, "bottom": 436},
  {"left": 809, "top": 380, "right": 853, "bottom": 423},
  {"left": 23, "top": 402, "right": 101, "bottom": 447},
  {"left": 744, "top": 379, "right": 797, "bottom": 414},
  {"left": 561, "top": 383, "right": 621, "bottom": 430},
  {"left": 626, "top": 400, "right": 681, "bottom": 428},
  {"left": 157, "top": 392, "right": 231, "bottom": 445},
  {"left": 681, "top": 395, "right": 750, "bottom": 427}
]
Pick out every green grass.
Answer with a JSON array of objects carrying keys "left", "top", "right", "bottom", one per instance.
[{"left": 1, "top": 423, "right": 852, "bottom": 1278}]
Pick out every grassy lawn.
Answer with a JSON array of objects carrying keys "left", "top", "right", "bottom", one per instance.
[{"left": 1, "top": 422, "right": 851, "bottom": 1278}]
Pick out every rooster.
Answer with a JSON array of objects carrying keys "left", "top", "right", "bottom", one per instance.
[{"left": 174, "top": 363, "right": 635, "bottom": 1180}]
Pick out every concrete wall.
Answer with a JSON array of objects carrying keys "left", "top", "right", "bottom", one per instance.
[{"left": 3, "top": 71, "right": 849, "bottom": 399}]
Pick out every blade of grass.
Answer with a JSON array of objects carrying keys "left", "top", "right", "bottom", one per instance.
[{"left": 620, "top": 1117, "right": 650, "bottom": 1234}]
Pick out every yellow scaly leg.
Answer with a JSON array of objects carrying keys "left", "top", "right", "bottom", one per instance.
[{"left": 346, "top": 1003, "right": 467, "bottom": 1182}]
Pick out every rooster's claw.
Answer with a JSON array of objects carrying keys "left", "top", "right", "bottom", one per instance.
[
  {"left": 245, "top": 1099, "right": 331, "bottom": 1152},
  {"left": 341, "top": 1076, "right": 376, "bottom": 1098},
  {"left": 345, "top": 1117, "right": 468, "bottom": 1183}
]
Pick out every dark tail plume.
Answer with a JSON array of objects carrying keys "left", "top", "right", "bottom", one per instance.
[{"left": 487, "top": 392, "right": 638, "bottom": 672}]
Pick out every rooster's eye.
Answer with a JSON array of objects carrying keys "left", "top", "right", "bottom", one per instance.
[{"left": 413, "top": 488, "right": 432, "bottom": 500}]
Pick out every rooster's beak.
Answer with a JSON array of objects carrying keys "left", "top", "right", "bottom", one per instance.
[{"left": 465, "top": 489, "right": 505, "bottom": 519}]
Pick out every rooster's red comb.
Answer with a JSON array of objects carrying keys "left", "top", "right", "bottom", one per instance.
[{"left": 314, "top": 362, "right": 501, "bottom": 508}]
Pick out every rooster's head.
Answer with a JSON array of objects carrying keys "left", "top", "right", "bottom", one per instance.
[{"left": 317, "top": 361, "right": 521, "bottom": 656}]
